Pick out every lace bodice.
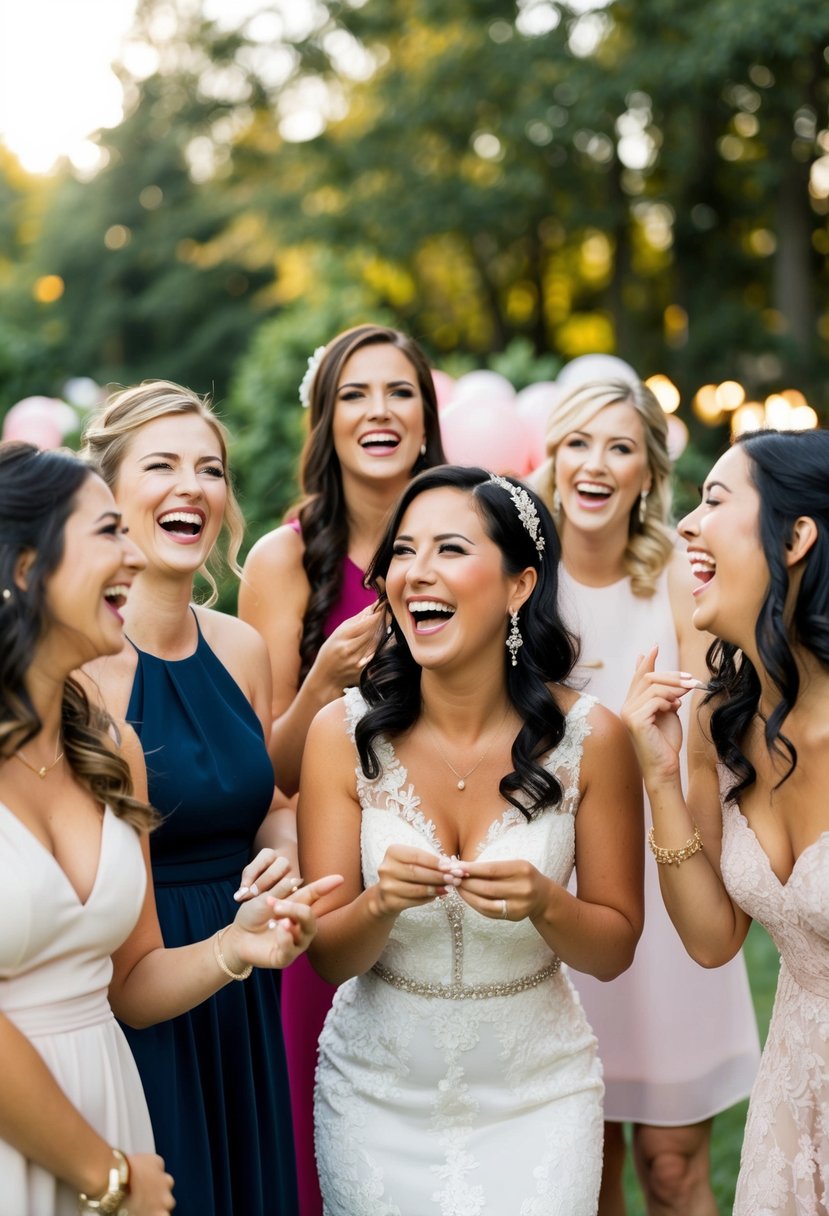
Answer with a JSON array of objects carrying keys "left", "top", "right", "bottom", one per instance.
[
  {"left": 719, "top": 781, "right": 829, "bottom": 1215},
  {"left": 343, "top": 689, "right": 594, "bottom": 993}
]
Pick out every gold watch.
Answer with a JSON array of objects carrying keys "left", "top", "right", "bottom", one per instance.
[{"left": 78, "top": 1147, "right": 130, "bottom": 1214}]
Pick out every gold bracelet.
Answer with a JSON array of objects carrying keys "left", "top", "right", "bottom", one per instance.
[
  {"left": 78, "top": 1147, "right": 130, "bottom": 1213},
  {"left": 213, "top": 927, "right": 252, "bottom": 981},
  {"left": 648, "top": 824, "right": 703, "bottom": 866}
]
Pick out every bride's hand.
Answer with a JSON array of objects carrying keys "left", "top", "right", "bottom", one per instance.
[
  {"left": 367, "top": 844, "right": 455, "bottom": 920},
  {"left": 453, "top": 857, "right": 551, "bottom": 923}
]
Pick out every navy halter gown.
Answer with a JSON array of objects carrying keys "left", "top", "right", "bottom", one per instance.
[{"left": 123, "top": 615, "right": 297, "bottom": 1214}]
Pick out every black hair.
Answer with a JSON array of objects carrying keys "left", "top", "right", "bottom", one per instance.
[
  {"left": 704, "top": 429, "right": 829, "bottom": 797},
  {"left": 0, "top": 441, "right": 155, "bottom": 830},
  {"left": 354, "top": 465, "right": 579, "bottom": 818}
]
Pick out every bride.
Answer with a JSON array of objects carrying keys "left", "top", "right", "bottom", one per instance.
[{"left": 298, "top": 464, "right": 644, "bottom": 1215}]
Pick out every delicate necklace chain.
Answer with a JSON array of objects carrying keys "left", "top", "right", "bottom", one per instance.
[
  {"left": 422, "top": 707, "right": 512, "bottom": 791},
  {"left": 14, "top": 742, "right": 64, "bottom": 779}
]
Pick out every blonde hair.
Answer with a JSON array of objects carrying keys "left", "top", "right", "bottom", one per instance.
[
  {"left": 538, "top": 378, "right": 674, "bottom": 597},
  {"left": 82, "top": 380, "right": 244, "bottom": 606}
]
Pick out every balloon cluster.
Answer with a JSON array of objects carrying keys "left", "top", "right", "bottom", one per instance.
[
  {"left": 1, "top": 379, "right": 101, "bottom": 449},
  {"left": 433, "top": 354, "right": 650, "bottom": 477}
]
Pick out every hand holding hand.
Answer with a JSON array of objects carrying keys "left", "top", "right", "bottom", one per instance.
[
  {"left": 123, "top": 1152, "right": 175, "bottom": 1214},
  {"left": 233, "top": 849, "right": 299, "bottom": 903},
  {"left": 621, "top": 647, "right": 698, "bottom": 785},
  {"left": 226, "top": 874, "right": 344, "bottom": 970},
  {"left": 367, "top": 844, "right": 455, "bottom": 920}
]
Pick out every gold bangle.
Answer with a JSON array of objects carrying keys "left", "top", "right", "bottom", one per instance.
[
  {"left": 78, "top": 1147, "right": 130, "bottom": 1213},
  {"left": 648, "top": 824, "right": 703, "bottom": 866},
  {"left": 213, "top": 927, "right": 252, "bottom": 981}
]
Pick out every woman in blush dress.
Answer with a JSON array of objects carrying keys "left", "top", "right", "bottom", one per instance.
[
  {"left": 0, "top": 441, "right": 333, "bottom": 1216},
  {"left": 301, "top": 464, "right": 644, "bottom": 1216},
  {"left": 624, "top": 428, "right": 829, "bottom": 1215},
  {"left": 531, "top": 379, "right": 759, "bottom": 1216},
  {"left": 239, "top": 323, "right": 446, "bottom": 1216},
  {"left": 81, "top": 382, "right": 342, "bottom": 1216}
]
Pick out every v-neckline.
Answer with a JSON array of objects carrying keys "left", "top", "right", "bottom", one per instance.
[
  {"left": 731, "top": 805, "right": 829, "bottom": 891},
  {"left": 376, "top": 702, "right": 581, "bottom": 862},
  {"left": 0, "top": 798, "right": 110, "bottom": 908}
]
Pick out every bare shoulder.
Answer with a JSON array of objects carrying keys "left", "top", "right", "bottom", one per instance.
[
  {"left": 195, "top": 605, "right": 268, "bottom": 673},
  {"left": 309, "top": 695, "right": 351, "bottom": 744},
  {"left": 80, "top": 646, "right": 139, "bottom": 720},
  {"left": 241, "top": 524, "right": 307, "bottom": 587}
]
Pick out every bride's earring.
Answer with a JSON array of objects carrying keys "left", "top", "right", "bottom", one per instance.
[
  {"left": 638, "top": 490, "right": 649, "bottom": 525},
  {"left": 506, "top": 611, "right": 523, "bottom": 667}
]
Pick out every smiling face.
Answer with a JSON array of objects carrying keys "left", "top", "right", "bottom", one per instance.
[
  {"left": 43, "top": 474, "right": 146, "bottom": 669},
  {"left": 678, "top": 444, "right": 768, "bottom": 645},
  {"left": 384, "top": 486, "right": 533, "bottom": 674},
  {"left": 112, "top": 412, "right": 228, "bottom": 578},
  {"left": 553, "top": 400, "right": 652, "bottom": 540},
  {"left": 331, "top": 343, "right": 426, "bottom": 493}
]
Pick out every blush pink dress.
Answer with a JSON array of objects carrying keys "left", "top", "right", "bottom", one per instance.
[
  {"left": 281, "top": 546, "right": 375, "bottom": 1216},
  {"left": 558, "top": 565, "right": 760, "bottom": 1125}
]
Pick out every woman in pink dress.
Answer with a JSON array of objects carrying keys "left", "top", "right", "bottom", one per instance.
[
  {"left": 531, "top": 378, "right": 759, "bottom": 1215},
  {"left": 624, "top": 428, "right": 829, "bottom": 1214},
  {"left": 239, "top": 323, "right": 445, "bottom": 1215}
]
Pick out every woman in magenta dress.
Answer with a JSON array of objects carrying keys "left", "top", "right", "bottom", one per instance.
[{"left": 239, "top": 323, "right": 446, "bottom": 1215}]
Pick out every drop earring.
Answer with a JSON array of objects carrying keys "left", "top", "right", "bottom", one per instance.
[
  {"left": 552, "top": 488, "right": 561, "bottom": 523},
  {"left": 638, "top": 491, "right": 649, "bottom": 525},
  {"left": 506, "top": 610, "right": 523, "bottom": 667}
]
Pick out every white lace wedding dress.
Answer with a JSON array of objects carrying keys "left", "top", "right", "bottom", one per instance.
[
  {"left": 719, "top": 788, "right": 829, "bottom": 1215},
  {"left": 314, "top": 689, "right": 604, "bottom": 1216}
]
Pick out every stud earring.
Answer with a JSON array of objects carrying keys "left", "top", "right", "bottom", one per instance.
[
  {"left": 638, "top": 491, "right": 649, "bottom": 525},
  {"left": 420, "top": 441, "right": 427, "bottom": 457},
  {"left": 1, "top": 588, "right": 10, "bottom": 601},
  {"left": 552, "top": 488, "right": 562, "bottom": 523},
  {"left": 506, "top": 611, "right": 523, "bottom": 667}
]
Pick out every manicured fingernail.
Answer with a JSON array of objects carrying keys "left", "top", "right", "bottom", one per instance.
[
  {"left": 249, "top": 883, "right": 259, "bottom": 895},
  {"left": 233, "top": 886, "right": 248, "bottom": 900}
]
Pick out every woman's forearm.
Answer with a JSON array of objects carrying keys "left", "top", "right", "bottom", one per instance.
[{"left": 308, "top": 886, "right": 398, "bottom": 985}]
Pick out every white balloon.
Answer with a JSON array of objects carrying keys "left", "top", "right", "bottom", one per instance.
[
  {"left": 556, "top": 354, "right": 639, "bottom": 391},
  {"left": 63, "top": 376, "right": 102, "bottom": 408},
  {"left": 450, "top": 370, "right": 516, "bottom": 406}
]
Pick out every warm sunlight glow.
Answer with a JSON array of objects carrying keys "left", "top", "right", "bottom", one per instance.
[{"left": 0, "top": 0, "right": 138, "bottom": 173}]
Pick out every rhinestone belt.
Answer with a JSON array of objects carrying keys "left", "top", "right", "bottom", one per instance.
[{"left": 371, "top": 957, "right": 561, "bottom": 1000}]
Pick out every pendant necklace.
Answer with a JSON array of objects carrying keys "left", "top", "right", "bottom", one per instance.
[
  {"left": 14, "top": 743, "right": 64, "bottom": 779},
  {"left": 423, "top": 707, "right": 511, "bottom": 791}
]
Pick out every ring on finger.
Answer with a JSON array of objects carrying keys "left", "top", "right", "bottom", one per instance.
[{"left": 499, "top": 898, "right": 508, "bottom": 920}]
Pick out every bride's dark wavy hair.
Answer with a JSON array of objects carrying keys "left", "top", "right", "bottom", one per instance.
[
  {"left": 703, "top": 429, "right": 829, "bottom": 799},
  {"left": 355, "top": 465, "right": 579, "bottom": 819},
  {"left": 0, "top": 442, "right": 156, "bottom": 831}
]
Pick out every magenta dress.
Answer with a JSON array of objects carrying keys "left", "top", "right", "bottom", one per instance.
[{"left": 281, "top": 547, "right": 375, "bottom": 1216}]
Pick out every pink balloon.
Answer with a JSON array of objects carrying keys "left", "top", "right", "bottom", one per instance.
[
  {"left": 439, "top": 396, "right": 530, "bottom": 476},
  {"left": 2, "top": 411, "right": 63, "bottom": 449},
  {"left": 4, "top": 395, "right": 78, "bottom": 439},
  {"left": 516, "top": 382, "right": 561, "bottom": 472},
  {"left": 430, "top": 369, "right": 456, "bottom": 413}
]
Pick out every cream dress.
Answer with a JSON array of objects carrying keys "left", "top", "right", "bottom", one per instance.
[{"left": 0, "top": 803, "right": 154, "bottom": 1216}]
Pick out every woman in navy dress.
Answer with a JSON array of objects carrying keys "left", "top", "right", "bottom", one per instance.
[{"left": 82, "top": 381, "right": 336, "bottom": 1215}]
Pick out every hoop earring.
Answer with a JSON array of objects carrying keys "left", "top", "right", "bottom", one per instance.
[
  {"left": 552, "top": 488, "right": 562, "bottom": 523},
  {"left": 506, "top": 611, "right": 523, "bottom": 667},
  {"left": 638, "top": 491, "right": 649, "bottom": 525}
]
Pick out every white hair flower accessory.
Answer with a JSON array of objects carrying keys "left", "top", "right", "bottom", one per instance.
[{"left": 298, "top": 345, "right": 327, "bottom": 409}]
